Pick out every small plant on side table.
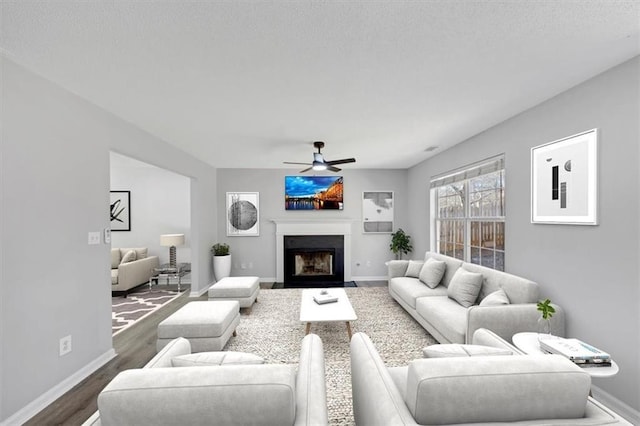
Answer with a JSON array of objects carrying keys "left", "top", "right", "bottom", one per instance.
[
  {"left": 536, "top": 298, "right": 555, "bottom": 335},
  {"left": 390, "top": 228, "right": 413, "bottom": 260}
]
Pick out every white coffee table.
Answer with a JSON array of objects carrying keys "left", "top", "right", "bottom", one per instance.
[
  {"left": 300, "top": 288, "right": 357, "bottom": 339},
  {"left": 512, "top": 332, "right": 619, "bottom": 378}
]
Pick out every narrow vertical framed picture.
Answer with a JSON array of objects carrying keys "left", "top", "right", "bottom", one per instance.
[
  {"left": 362, "top": 191, "right": 394, "bottom": 233},
  {"left": 531, "top": 129, "right": 598, "bottom": 225},
  {"left": 227, "top": 192, "right": 259, "bottom": 236},
  {"left": 110, "top": 190, "right": 131, "bottom": 231}
]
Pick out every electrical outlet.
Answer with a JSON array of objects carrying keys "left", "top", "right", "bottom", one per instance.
[
  {"left": 59, "top": 335, "right": 72, "bottom": 356},
  {"left": 88, "top": 232, "right": 101, "bottom": 245}
]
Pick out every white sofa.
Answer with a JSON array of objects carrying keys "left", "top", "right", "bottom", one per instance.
[
  {"left": 388, "top": 251, "right": 565, "bottom": 343},
  {"left": 351, "top": 330, "right": 631, "bottom": 425},
  {"left": 111, "top": 247, "right": 159, "bottom": 296},
  {"left": 84, "top": 334, "right": 328, "bottom": 426}
]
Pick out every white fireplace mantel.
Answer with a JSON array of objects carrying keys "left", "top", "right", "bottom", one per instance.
[{"left": 272, "top": 219, "right": 353, "bottom": 283}]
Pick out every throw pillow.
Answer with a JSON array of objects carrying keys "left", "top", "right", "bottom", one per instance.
[
  {"left": 423, "top": 344, "right": 513, "bottom": 358},
  {"left": 404, "top": 260, "right": 424, "bottom": 278},
  {"left": 447, "top": 268, "right": 483, "bottom": 307},
  {"left": 418, "top": 258, "right": 446, "bottom": 288},
  {"left": 120, "top": 250, "right": 137, "bottom": 264},
  {"left": 479, "top": 288, "right": 511, "bottom": 306},
  {"left": 171, "top": 351, "right": 264, "bottom": 367}
]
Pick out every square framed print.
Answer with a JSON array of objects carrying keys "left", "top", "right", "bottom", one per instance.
[
  {"left": 227, "top": 192, "right": 259, "bottom": 236},
  {"left": 110, "top": 190, "right": 131, "bottom": 231},
  {"left": 531, "top": 129, "right": 598, "bottom": 225},
  {"left": 362, "top": 191, "right": 394, "bottom": 233}
]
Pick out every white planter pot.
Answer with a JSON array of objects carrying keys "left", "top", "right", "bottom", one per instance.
[{"left": 213, "top": 254, "right": 231, "bottom": 281}]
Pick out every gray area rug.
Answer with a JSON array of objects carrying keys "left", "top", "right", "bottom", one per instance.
[
  {"left": 112, "top": 287, "right": 183, "bottom": 335},
  {"left": 225, "top": 287, "right": 436, "bottom": 425}
]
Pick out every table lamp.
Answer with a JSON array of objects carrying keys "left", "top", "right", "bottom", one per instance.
[{"left": 160, "top": 234, "right": 185, "bottom": 267}]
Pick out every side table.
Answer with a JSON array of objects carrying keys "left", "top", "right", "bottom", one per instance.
[
  {"left": 512, "top": 332, "right": 619, "bottom": 378},
  {"left": 151, "top": 263, "right": 188, "bottom": 292}
]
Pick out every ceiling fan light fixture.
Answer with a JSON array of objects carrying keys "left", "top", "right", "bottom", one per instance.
[{"left": 312, "top": 161, "right": 327, "bottom": 171}]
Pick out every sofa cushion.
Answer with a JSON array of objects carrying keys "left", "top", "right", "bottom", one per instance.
[
  {"left": 447, "top": 268, "right": 483, "bottom": 307},
  {"left": 405, "top": 355, "right": 590, "bottom": 424},
  {"left": 171, "top": 351, "right": 264, "bottom": 367},
  {"left": 423, "top": 344, "right": 513, "bottom": 358},
  {"left": 404, "top": 260, "right": 424, "bottom": 278},
  {"left": 418, "top": 258, "right": 446, "bottom": 288},
  {"left": 479, "top": 288, "right": 510, "bottom": 306},
  {"left": 416, "top": 297, "right": 467, "bottom": 343},
  {"left": 110, "top": 248, "right": 121, "bottom": 269},
  {"left": 463, "top": 262, "right": 539, "bottom": 304},
  {"left": 98, "top": 364, "right": 297, "bottom": 426},
  {"left": 120, "top": 247, "right": 148, "bottom": 260},
  {"left": 424, "top": 252, "right": 463, "bottom": 287},
  {"left": 120, "top": 250, "right": 137, "bottom": 264},
  {"left": 390, "top": 277, "right": 447, "bottom": 309}
]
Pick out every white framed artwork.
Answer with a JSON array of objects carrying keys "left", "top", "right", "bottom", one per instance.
[
  {"left": 226, "top": 192, "right": 260, "bottom": 236},
  {"left": 531, "top": 129, "right": 598, "bottom": 225},
  {"left": 362, "top": 191, "right": 394, "bottom": 233}
]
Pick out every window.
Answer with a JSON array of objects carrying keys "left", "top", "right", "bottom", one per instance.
[{"left": 431, "top": 156, "right": 505, "bottom": 271}]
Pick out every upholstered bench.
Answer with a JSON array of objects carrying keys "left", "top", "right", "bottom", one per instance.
[
  {"left": 208, "top": 276, "right": 260, "bottom": 313},
  {"left": 156, "top": 301, "right": 240, "bottom": 352}
]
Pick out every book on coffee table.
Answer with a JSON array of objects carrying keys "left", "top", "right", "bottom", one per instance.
[{"left": 313, "top": 292, "right": 338, "bottom": 305}]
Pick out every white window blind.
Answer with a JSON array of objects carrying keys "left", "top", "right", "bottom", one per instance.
[{"left": 430, "top": 155, "right": 505, "bottom": 188}]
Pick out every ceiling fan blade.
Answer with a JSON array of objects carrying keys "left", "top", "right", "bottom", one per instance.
[
  {"left": 299, "top": 166, "right": 313, "bottom": 173},
  {"left": 327, "top": 166, "right": 341, "bottom": 172},
  {"left": 283, "top": 161, "right": 312, "bottom": 165},
  {"left": 326, "top": 158, "right": 356, "bottom": 166}
]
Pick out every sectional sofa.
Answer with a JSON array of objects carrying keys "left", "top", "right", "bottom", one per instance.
[
  {"left": 110, "top": 247, "right": 159, "bottom": 296},
  {"left": 388, "top": 251, "right": 565, "bottom": 343},
  {"left": 351, "top": 329, "right": 631, "bottom": 425}
]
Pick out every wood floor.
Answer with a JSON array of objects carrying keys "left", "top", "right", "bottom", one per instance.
[{"left": 24, "top": 281, "right": 386, "bottom": 425}]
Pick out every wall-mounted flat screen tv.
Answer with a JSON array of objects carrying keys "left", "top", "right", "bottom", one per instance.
[{"left": 285, "top": 176, "right": 344, "bottom": 210}]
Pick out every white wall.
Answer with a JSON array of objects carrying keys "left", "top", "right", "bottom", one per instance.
[
  {"left": 216, "top": 168, "right": 408, "bottom": 281},
  {"left": 110, "top": 152, "right": 191, "bottom": 265},
  {"left": 0, "top": 56, "right": 217, "bottom": 423},
  {"left": 407, "top": 56, "right": 640, "bottom": 417}
]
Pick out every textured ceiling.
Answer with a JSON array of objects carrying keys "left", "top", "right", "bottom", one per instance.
[{"left": 2, "top": 1, "right": 639, "bottom": 170}]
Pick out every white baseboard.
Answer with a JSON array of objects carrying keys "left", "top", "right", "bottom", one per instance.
[
  {"left": 591, "top": 384, "right": 640, "bottom": 424},
  {"left": 351, "top": 275, "right": 387, "bottom": 282},
  {"left": 2, "top": 348, "right": 116, "bottom": 426}
]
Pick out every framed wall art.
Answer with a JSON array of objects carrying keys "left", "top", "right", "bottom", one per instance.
[
  {"left": 227, "top": 192, "right": 259, "bottom": 236},
  {"left": 110, "top": 190, "right": 131, "bottom": 231},
  {"left": 362, "top": 191, "right": 394, "bottom": 233},
  {"left": 531, "top": 129, "right": 598, "bottom": 225}
]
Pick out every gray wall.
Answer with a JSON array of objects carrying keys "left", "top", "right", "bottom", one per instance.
[
  {"left": 0, "top": 56, "right": 218, "bottom": 423},
  {"left": 110, "top": 153, "right": 192, "bottom": 265},
  {"left": 216, "top": 168, "right": 408, "bottom": 281},
  {"left": 408, "top": 56, "right": 639, "bottom": 414}
]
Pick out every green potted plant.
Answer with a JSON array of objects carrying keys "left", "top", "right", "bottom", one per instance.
[
  {"left": 389, "top": 228, "right": 413, "bottom": 260},
  {"left": 211, "top": 243, "right": 231, "bottom": 281},
  {"left": 536, "top": 298, "right": 555, "bottom": 335}
]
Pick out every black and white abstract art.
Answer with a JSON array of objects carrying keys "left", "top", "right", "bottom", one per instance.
[
  {"left": 362, "top": 191, "right": 394, "bottom": 233},
  {"left": 226, "top": 192, "right": 259, "bottom": 236},
  {"left": 110, "top": 190, "right": 131, "bottom": 231},
  {"left": 531, "top": 129, "right": 598, "bottom": 225}
]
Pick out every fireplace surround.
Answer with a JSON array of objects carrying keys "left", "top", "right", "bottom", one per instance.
[
  {"left": 273, "top": 219, "right": 352, "bottom": 284},
  {"left": 284, "top": 235, "right": 344, "bottom": 285}
]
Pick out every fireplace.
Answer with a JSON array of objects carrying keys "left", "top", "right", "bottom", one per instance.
[{"left": 284, "top": 235, "right": 344, "bottom": 286}]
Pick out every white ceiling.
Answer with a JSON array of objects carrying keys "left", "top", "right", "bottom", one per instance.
[{"left": 2, "top": 1, "right": 639, "bottom": 170}]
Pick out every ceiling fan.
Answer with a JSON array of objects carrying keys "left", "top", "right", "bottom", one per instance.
[{"left": 284, "top": 141, "right": 356, "bottom": 173}]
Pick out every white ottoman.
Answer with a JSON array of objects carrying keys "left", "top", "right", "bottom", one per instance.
[
  {"left": 208, "top": 276, "right": 260, "bottom": 313},
  {"left": 156, "top": 301, "right": 240, "bottom": 352}
]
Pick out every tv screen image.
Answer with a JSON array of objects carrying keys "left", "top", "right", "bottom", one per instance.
[{"left": 285, "top": 176, "right": 344, "bottom": 210}]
